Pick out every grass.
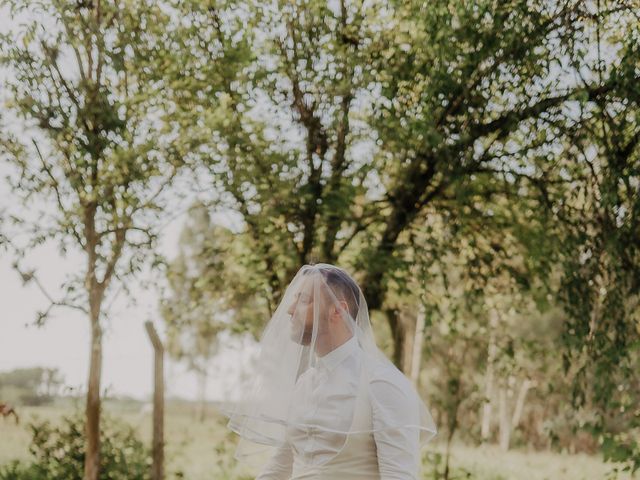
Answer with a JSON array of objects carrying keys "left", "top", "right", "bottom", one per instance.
[
  {"left": 425, "top": 443, "right": 634, "bottom": 480},
  {"left": 0, "top": 402, "right": 635, "bottom": 480}
]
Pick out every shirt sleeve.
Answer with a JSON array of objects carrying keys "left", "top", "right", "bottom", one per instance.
[
  {"left": 370, "top": 376, "right": 421, "bottom": 480},
  {"left": 255, "top": 444, "right": 293, "bottom": 480}
]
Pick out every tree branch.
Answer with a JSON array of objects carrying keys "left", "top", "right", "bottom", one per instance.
[{"left": 12, "top": 261, "right": 89, "bottom": 316}]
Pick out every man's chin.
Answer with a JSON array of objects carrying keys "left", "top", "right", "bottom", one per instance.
[{"left": 290, "top": 328, "right": 311, "bottom": 345}]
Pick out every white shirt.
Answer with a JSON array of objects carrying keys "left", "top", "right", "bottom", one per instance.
[{"left": 256, "top": 335, "right": 421, "bottom": 479}]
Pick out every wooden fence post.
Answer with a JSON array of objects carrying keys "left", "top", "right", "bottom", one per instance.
[{"left": 145, "top": 321, "right": 164, "bottom": 480}]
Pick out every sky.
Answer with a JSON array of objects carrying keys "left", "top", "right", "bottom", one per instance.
[
  {"left": 0, "top": 167, "right": 258, "bottom": 401},
  {"left": 0, "top": 8, "right": 259, "bottom": 403}
]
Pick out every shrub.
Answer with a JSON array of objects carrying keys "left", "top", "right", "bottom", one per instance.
[{"left": 0, "top": 412, "right": 151, "bottom": 480}]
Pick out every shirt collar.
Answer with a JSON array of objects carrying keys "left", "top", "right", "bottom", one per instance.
[{"left": 317, "top": 334, "right": 359, "bottom": 372}]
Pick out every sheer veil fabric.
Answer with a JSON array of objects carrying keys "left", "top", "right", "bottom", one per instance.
[{"left": 223, "top": 263, "right": 437, "bottom": 476}]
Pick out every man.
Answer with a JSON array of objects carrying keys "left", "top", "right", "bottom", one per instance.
[{"left": 225, "top": 264, "right": 437, "bottom": 479}]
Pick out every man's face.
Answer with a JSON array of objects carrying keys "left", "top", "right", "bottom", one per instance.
[{"left": 287, "top": 283, "right": 316, "bottom": 345}]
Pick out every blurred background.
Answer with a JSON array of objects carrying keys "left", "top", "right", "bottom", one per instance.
[{"left": 0, "top": 0, "right": 639, "bottom": 479}]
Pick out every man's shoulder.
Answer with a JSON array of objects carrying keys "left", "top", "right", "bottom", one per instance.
[
  {"left": 363, "top": 354, "right": 421, "bottom": 420},
  {"left": 364, "top": 353, "right": 413, "bottom": 392}
]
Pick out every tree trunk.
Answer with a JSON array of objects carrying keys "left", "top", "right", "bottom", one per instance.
[
  {"left": 443, "top": 429, "right": 453, "bottom": 480},
  {"left": 145, "top": 322, "right": 165, "bottom": 480},
  {"left": 197, "top": 369, "right": 207, "bottom": 422},
  {"left": 84, "top": 305, "right": 102, "bottom": 480},
  {"left": 498, "top": 385, "right": 509, "bottom": 451},
  {"left": 511, "top": 379, "right": 534, "bottom": 430},
  {"left": 481, "top": 308, "right": 499, "bottom": 443},
  {"left": 443, "top": 399, "right": 461, "bottom": 480},
  {"left": 410, "top": 304, "right": 426, "bottom": 387},
  {"left": 81, "top": 200, "right": 125, "bottom": 480},
  {"left": 498, "top": 380, "right": 514, "bottom": 452},
  {"left": 385, "top": 308, "right": 406, "bottom": 370}
]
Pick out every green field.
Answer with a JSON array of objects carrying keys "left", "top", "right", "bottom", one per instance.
[{"left": 0, "top": 402, "right": 634, "bottom": 480}]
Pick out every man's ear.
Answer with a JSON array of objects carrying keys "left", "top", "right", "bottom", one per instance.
[{"left": 331, "top": 300, "right": 349, "bottom": 319}]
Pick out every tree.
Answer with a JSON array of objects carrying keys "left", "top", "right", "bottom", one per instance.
[
  {"left": 164, "top": 0, "right": 381, "bottom": 313},
  {"left": 392, "top": 194, "right": 554, "bottom": 472},
  {"left": 166, "top": 0, "right": 639, "bottom": 371},
  {"left": 1, "top": 1, "right": 183, "bottom": 478},
  {"left": 552, "top": 13, "right": 640, "bottom": 470},
  {"left": 160, "top": 202, "right": 269, "bottom": 417},
  {"left": 355, "top": 0, "right": 640, "bottom": 367},
  {"left": 162, "top": 0, "right": 639, "bottom": 470}
]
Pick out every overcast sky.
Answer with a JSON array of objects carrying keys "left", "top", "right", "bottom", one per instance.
[{"left": 0, "top": 164, "right": 258, "bottom": 401}]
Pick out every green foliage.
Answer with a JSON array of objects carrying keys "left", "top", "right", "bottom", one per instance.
[
  {"left": 160, "top": 201, "right": 270, "bottom": 377},
  {"left": 0, "top": 413, "right": 150, "bottom": 480},
  {"left": 602, "top": 435, "right": 640, "bottom": 475},
  {"left": 161, "top": 0, "right": 639, "bottom": 325},
  {"left": 0, "top": 0, "right": 184, "bottom": 317},
  {"left": 422, "top": 450, "right": 481, "bottom": 480},
  {"left": 550, "top": 16, "right": 640, "bottom": 469},
  {"left": 0, "top": 1, "right": 188, "bottom": 473},
  {"left": 157, "top": 0, "right": 639, "bottom": 469}
]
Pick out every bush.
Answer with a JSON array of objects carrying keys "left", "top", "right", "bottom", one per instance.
[{"left": 0, "top": 412, "right": 151, "bottom": 480}]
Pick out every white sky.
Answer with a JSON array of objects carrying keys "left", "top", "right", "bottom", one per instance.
[{"left": 0, "top": 166, "right": 258, "bottom": 401}]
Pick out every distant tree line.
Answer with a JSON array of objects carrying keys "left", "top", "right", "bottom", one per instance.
[{"left": 0, "top": 367, "right": 64, "bottom": 405}]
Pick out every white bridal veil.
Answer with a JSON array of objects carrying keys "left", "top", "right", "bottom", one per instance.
[{"left": 223, "top": 263, "right": 437, "bottom": 469}]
